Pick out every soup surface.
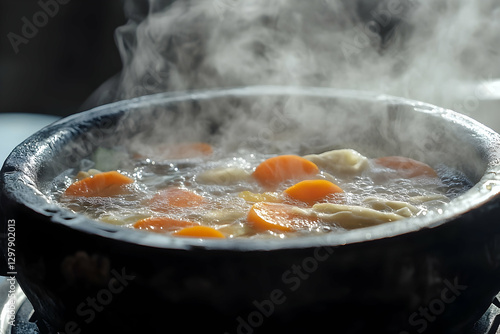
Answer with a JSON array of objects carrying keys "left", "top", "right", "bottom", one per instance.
[{"left": 52, "top": 144, "right": 472, "bottom": 239}]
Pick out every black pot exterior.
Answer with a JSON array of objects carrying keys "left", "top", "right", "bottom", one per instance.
[
  {"left": 2, "top": 87, "right": 500, "bottom": 334},
  {"left": 5, "top": 198, "right": 500, "bottom": 334}
]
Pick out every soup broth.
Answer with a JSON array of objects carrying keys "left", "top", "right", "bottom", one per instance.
[{"left": 51, "top": 145, "right": 472, "bottom": 239}]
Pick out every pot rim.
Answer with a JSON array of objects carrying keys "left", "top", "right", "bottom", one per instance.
[{"left": 3, "top": 85, "right": 500, "bottom": 251}]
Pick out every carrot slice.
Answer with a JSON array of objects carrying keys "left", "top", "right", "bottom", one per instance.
[
  {"left": 136, "top": 142, "right": 213, "bottom": 160},
  {"left": 164, "top": 142, "right": 213, "bottom": 159},
  {"left": 149, "top": 188, "right": 207, "bottom": 212},
  {"left": 373, "top": 156, "right": 437, "bottom": 178},
  {"left": 252, "top": 155, "right": 320, "bottom": 189},
  {"left": 64, "top": 171, "right": 133, "bottom": 197},
  {"left": 247, "top": 202, "right": 318, "bottom": 232},
  {"left": 173, "top": 226, "right": 225, "bottom": 238},
  {"left": 133, "top": 217, "right": 197, "bottom": 233},
  {"left": 284, "top": 180, "right": 343, "bottom": 206}
]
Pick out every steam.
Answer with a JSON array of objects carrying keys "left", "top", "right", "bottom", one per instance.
[{"left": 93, "top": 0, "right": 500, "bottom": 130}]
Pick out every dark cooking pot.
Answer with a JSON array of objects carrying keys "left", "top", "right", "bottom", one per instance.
[{"left": 1, "top": 86, "right": 500, "bottom": 334}]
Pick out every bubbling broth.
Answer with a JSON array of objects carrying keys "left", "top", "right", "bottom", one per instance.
[{"left": 51, "top": 144, "right": 472, "bottom": 239}]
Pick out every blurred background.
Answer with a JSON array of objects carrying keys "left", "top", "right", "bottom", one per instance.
[
  {"left": 0, "top": 1, "right": 126, "bottom": 161},
  {"left": 0, "top": 1, "right": 125, "bottom": 116}
]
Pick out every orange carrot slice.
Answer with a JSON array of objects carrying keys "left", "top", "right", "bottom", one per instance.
[
  {"left": 64, "top": 171, "right": 133, "bottom": 197},
  {"left": 164, "top": 142, "right": 213, "bottom": 159},
  {"left": 149, "top": 188, "right": 207, "bottom": 212},
  {"left": 373, "top": 156, "right": 437, "bottom": 178},
  {"left": 173, "top": 226, "right": 225, "bottom": 238},
  {"left": 252, "top": 155, "right": 320, "bottom": 189},
  {"left": 136, "top": 142, "right": 213, "bottom": 160},
  {"left": 133, "top": 217, "right": 198, "bottom": 233},
  {"left": 284, "top": 180, "right": 343, "bottom": 206},
  {"left": 247, "top": 202, "right": 318, "bottom": 232}
]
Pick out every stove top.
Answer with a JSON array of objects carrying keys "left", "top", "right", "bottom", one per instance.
[{"left": 1, "top": 279, "right": 499, "bottom": 334}]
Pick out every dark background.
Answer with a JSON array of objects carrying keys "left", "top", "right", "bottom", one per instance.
[{"left": 0, "top": 1, "right": 126, "bottom": 117}]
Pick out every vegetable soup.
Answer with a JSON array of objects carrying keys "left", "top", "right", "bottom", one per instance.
[{"left": 52, "top": 144, "right": 472, "bottom": 239}]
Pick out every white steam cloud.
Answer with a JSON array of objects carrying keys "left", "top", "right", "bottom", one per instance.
[{"left": 91, "top": 0, "right": 500, "bottom": 130}]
